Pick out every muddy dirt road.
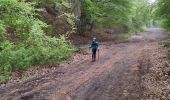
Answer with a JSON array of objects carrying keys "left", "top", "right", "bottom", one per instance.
[{"left": 0, "top": 28, "right": 167, "bottom": 100}]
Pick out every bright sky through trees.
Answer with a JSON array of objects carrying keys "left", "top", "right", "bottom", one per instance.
[{"left": 149, "top": 0, "right": 156, "bottom": 3}]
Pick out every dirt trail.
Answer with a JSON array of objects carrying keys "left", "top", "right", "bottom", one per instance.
[{"left": 0, "top": 28, "right": 167, "bottom": 100}]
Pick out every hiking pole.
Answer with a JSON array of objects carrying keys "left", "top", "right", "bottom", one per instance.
[{"left": 98, "top": 49, "right": 100, "bottom": 60}]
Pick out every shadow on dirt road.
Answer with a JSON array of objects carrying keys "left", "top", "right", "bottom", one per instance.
[{"left": 0, "top": 28, "right": 168, "bottom": 100}]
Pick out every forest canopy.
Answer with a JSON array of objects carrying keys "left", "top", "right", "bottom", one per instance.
[
  {"left": 78, "top": 0, "right": 153, "bottom": 34},
  {"left": 155, "top": 0, "right": 170, "bottom": 31}
]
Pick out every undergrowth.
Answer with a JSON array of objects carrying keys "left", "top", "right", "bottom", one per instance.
[
  {"left": 0, "top": 0, "right": 75, "bottom": 81},
  {"left": 160, "top": 40, "right": 170, "bottom": 60}
]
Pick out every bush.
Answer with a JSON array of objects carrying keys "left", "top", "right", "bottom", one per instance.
[
  {"left": 156, "top": 0, "right": 170, "bottom": 31},
  {"left": 159, "top": 40, "right": 170, "bottom": 60},
  {"left": 0, "top": 19, "right": 74, "bottom": 75},
  {"left": 167, "top": 51, "right": 170, "bottom": 60},
  {"left": 0, "top": 0, "right": 75, "bottom": 80},
  {"left": 160, "top": 40, "right": 170, "bottom": 47},
  {"left": 0, "top": 35, "right": 74, "bottom": 78}
]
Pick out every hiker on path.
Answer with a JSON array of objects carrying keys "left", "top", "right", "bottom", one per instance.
[{"left": 89, "top": 36, "right": 99, "bottom": 62}]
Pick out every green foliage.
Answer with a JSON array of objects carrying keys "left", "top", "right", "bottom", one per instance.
[
  {"left": 78, "top": 0, "right": 102, "bottom": 34},
  {"left": 160, "top": 40, "right": 170, "bottom": 47},
  {"left": 0, "top": 36, "right": 73, "bottom": 71},
  {"left": 33, "top": 0, "right": 76, "bottom": 35},
  {"left": 96, "top": 0, "right": 133, "bottom": 28},
  {"left": 127, "top": 0, "right": 154, "bottom": 32},
  {"left": 167, "top": 51, "right": 170, "bottom": 60},
  {"left": 0, "top": 0, "right": 74, "bottom": 80},
  {"left": 81, "top": 0, "right": 102, "bottom": 22},
  {"left": 159, "top": 40, "right": 170, "bottom": 60},
  {"left": 59, "top": 13, "right": 77, "bottom": 34},
  {"left": 0, "top": 75, "right": 8, "bottom": 81},
  {"left": 78, "top": 0, "right": 153, "bottom": 34},
  {"left": 155, "top": 0, "right": 170, "bottom": 31}
]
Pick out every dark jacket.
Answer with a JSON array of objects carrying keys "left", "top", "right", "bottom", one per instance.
[{"left": 89, "top": 41, "right": 99, "bottom": 49}]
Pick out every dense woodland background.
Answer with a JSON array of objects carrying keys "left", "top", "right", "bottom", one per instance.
[{"left": 0, "top": 0, "right": 169, "bottom": 81}]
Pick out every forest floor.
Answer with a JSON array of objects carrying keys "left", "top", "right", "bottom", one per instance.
[{"left": 0, "top": 28, "right": 170, "bottom": 100}]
